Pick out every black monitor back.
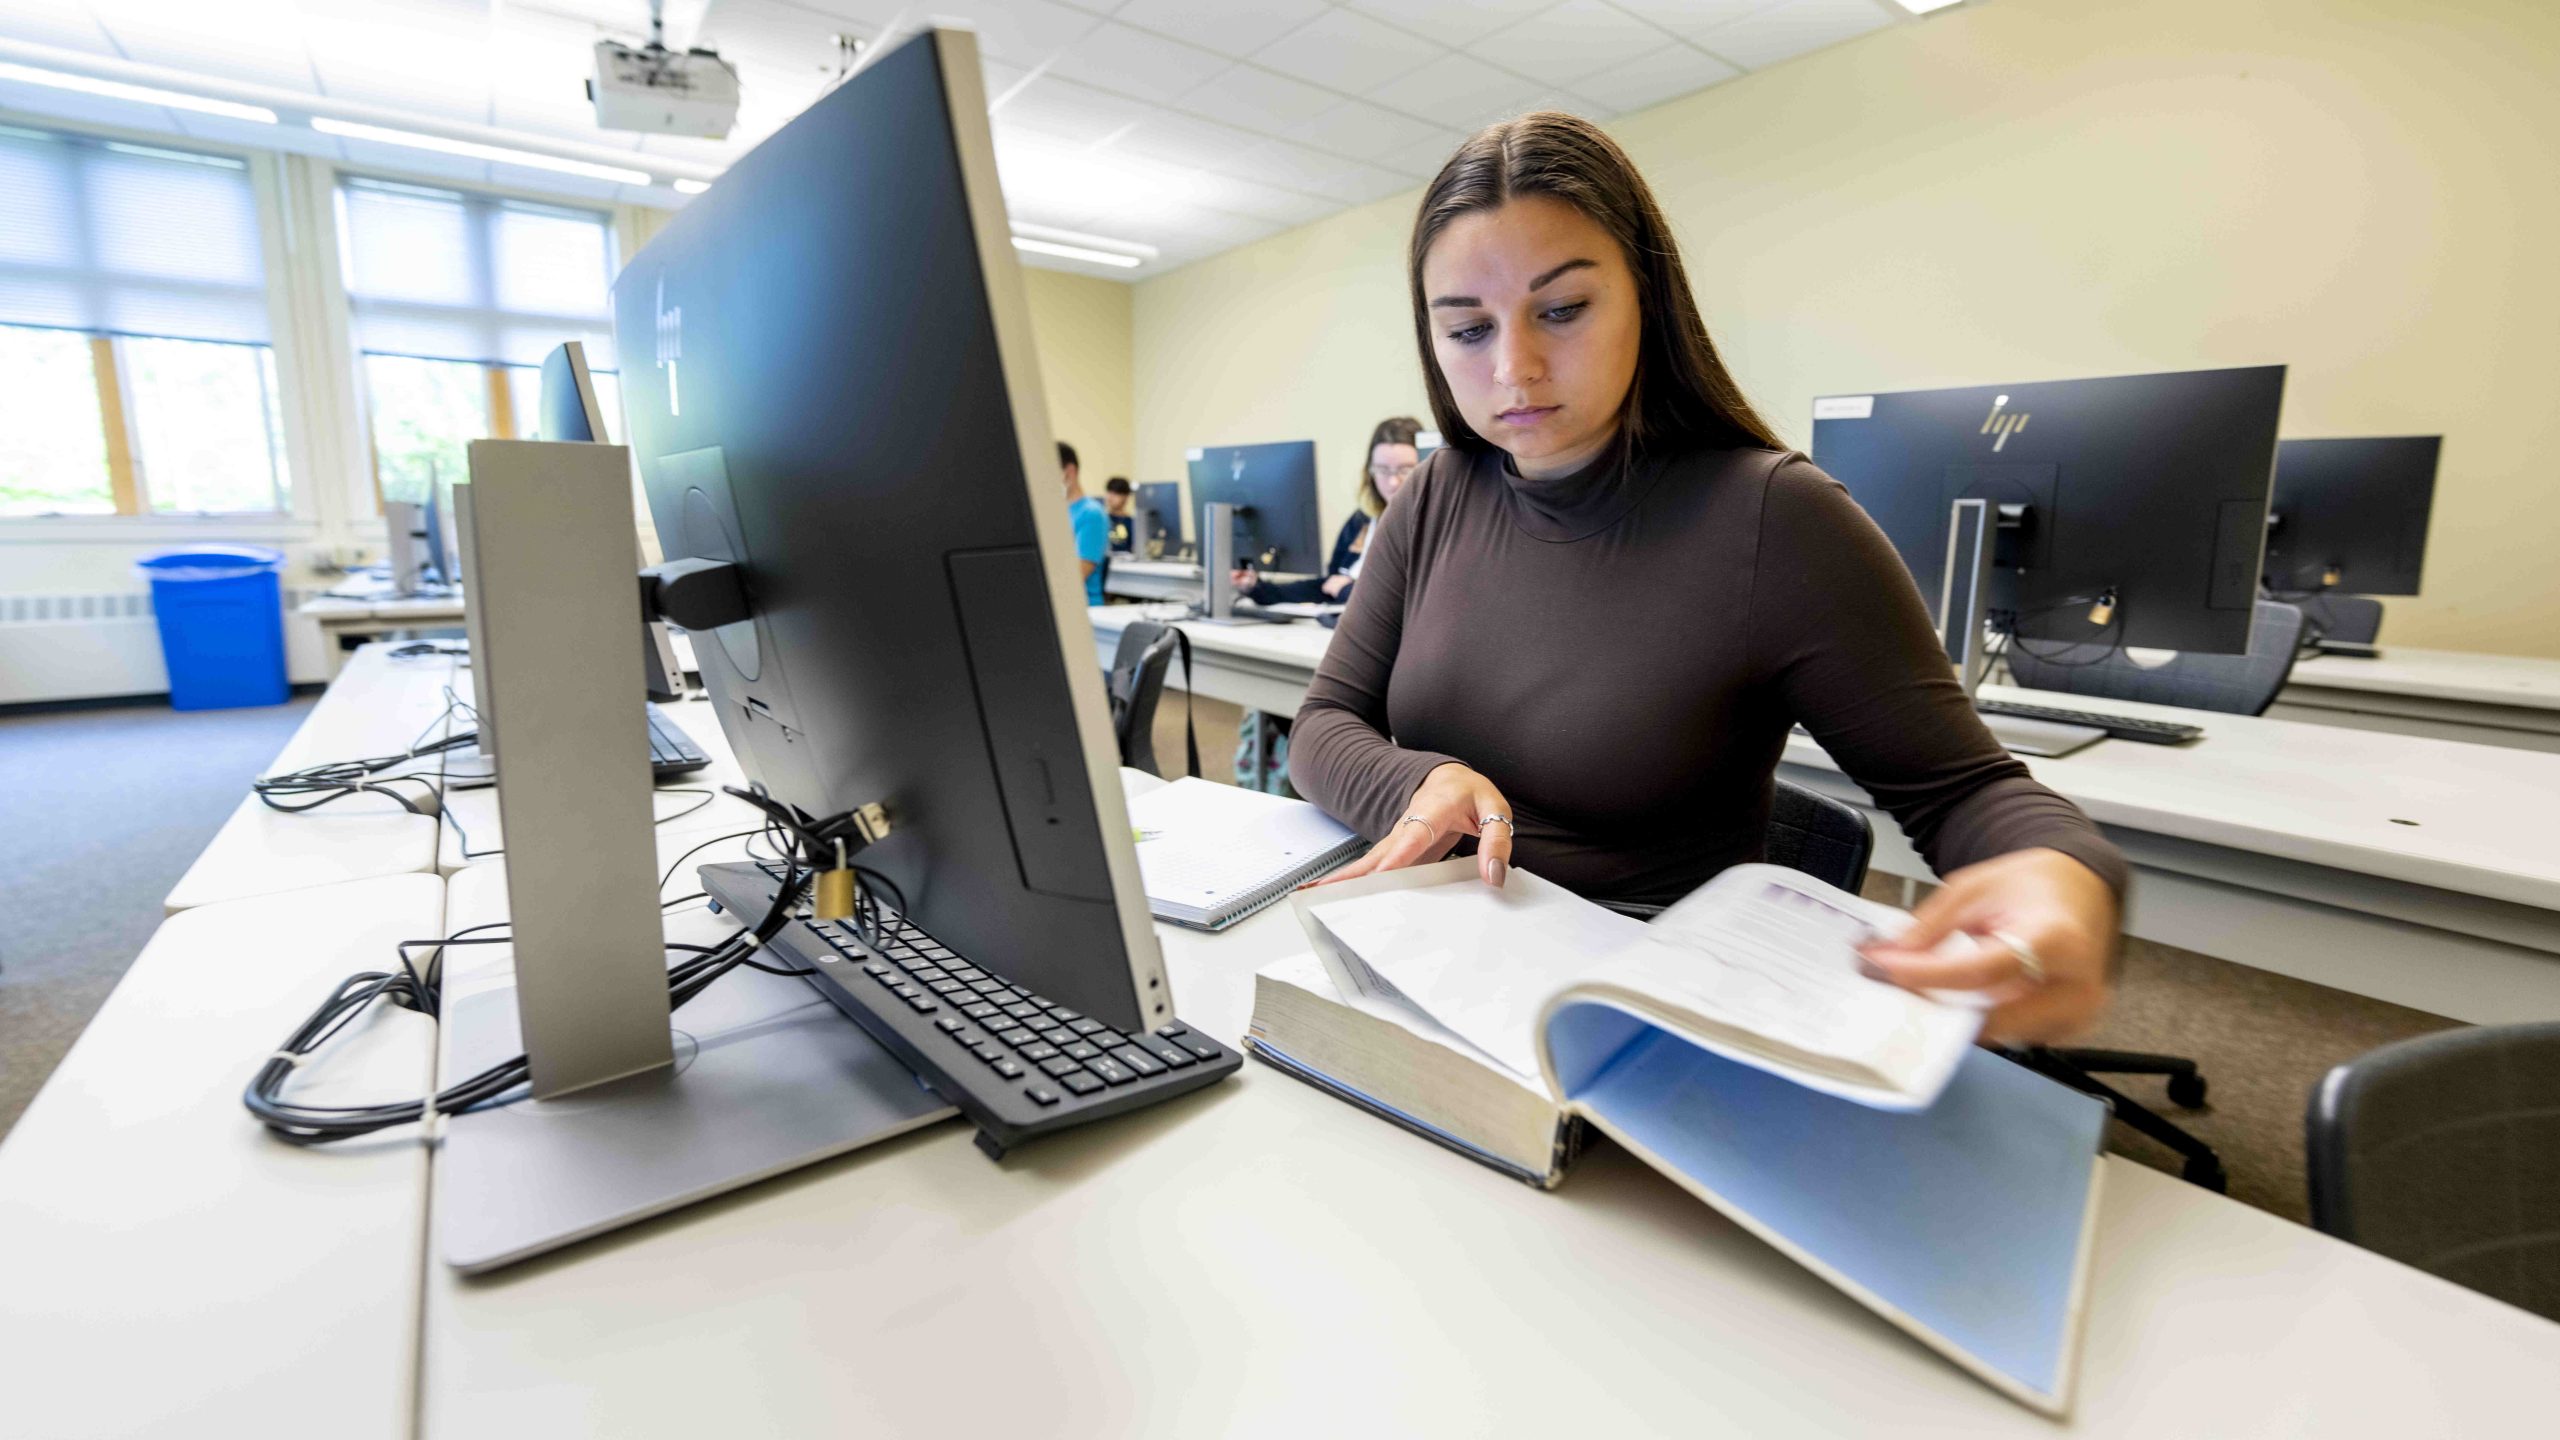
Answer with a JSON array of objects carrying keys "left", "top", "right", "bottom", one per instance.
[
  {"left": 1135, "top": 481, "right": 1183, "bottom": 548},
  {"left": 1190, "top": 440, "right": 1321, "bottom": 574},
  {"left": 607, "top": 28, "right": 1166, "bottom": 1032},
  {"left": 2264, "top": 436, "right": 2440, "bottom": 596},
  {"left": 1812, "top": 365, "right": 2285, "bottom": 655}
]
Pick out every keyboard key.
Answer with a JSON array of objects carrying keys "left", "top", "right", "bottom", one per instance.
[
  {"left": 1037, "top": 1026, "right": 1075, "bottom": 1046},
  {"left": 962, "top": 1002, "right": 1001, "bottom": 1020},
  {"left": 904, "top": 996, "right": 938, "bottom": 1014},
  {"left": 970, "top": 1042, "right": 1003, "bottom": 1062},
  {"left": 995, "top": 1028, "right": 1038, "bottom": 1048},
  {"left": 1038, "top": 1056, "right": 1083, "bottom": 1079},
  {"left": 1060, "top": 1071, "right": 1104, "bottom": 1096},
  {"left": 909, "top": 967, "right": 948, "bottom": 983},
  {"left": 1018, "top": 1043, "right": 1059, "bottom": 1063},
  {"left": 969, "top": 978, "right": 1011, "bottom": 996},
  {"left": 1048, "top": 1009, "right": 1082, "bottom": 1024},
  {"left": 1067, "top": 1018, "right": 1105, "bottom": 1037},
  {"left": 992, "top": 1059, "right": 1024, "bottom": 1079},
  {"left": 1025, "top": 1084, "right": 1060, "bottom": 1106},
  {"left": 927, "top": 980, "right": 966, "bottom": 995},
  {"left": 945, "top": 965, "right": 984, "bottom": 982},
  {"left": 1164, "top": 1030, "right": 1221, "bottom": 1061},
  {"left": 1063, "top": 1041, "right": 1102, "bottom": 1061},
  {"left": 1090, "top": 1029, "right": 1128, "bottom": 1049},
  {"left": 951, "top": 1029, "right": 986, "bottom": 1048},
  {"left": 859, "top": 962, "right": 892, "bottom": 979},
  {"left": 1001, "top": 1003, "right": 1042, "bottom": 1021},
  {"left": 1108, "top": 1044, "right": 1165, "bottom": 1078},
  {"left": 1132, "top": 1035, "right": 1194, "bottom": 1069},
  {"left": 1084, "top": 1056, "right": 1136, "bottom": 1086},
  {"left": 933, "top": 1017, "right": 965, "bottom": 1034}
]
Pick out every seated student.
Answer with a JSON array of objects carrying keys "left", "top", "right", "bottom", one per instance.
[
  {"left": 1060, "top": 440, "right": 1108, "bottom": 605},
  {"left": 1104, "top": 476, "right": 1136, "bottom": 553},
  {"left": 1232, "top": 417, "right": 1421, "bottom": 605},
  {"left": 1292, "top": 113, "right": 2124, "bottom": 1044}
]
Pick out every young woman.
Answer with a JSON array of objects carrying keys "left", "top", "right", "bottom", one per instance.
[
  {"left": 1233, "top": 416, "right": 1424, "bottom": 605},
  {"left": 1291, "top": 114, "right": 2124, "bottom": 1044}
]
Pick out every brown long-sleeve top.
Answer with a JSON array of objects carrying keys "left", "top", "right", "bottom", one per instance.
[{"left": 1290, "top": 441, "right": 2129, "bottom": 907}]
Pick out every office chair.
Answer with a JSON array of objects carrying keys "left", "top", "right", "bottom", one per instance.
[
  {"left": 2307, "top": 1023, "right": 2560, "bottom": 1323},
  {"left": 1598, "top": 779, "right": 1873, "bottom": 918},
  {"left": 2296, "top": 592, "right": 2384, "bottom": 647},
  {"left": 2003, "top": 600, "right": 2308, "bottom": 716},
  {"left": 1102, "top": 621, "right": 1195, "bottom": 779}
]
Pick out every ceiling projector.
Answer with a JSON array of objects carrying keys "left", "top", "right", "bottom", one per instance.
[{"left": 588, "top": 8, "right": 739, "bottom": 140}]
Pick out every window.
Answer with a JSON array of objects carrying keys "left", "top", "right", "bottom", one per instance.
[
  {"left": 0, "top": 126, "right": 290, "bottom": 517},
  {"left": 335, "top": 178, "right": 619, "bottom": 506}
]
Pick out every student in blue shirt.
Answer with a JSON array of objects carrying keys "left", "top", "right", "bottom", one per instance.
[{"left": 1060, "top": 440, "right": 1109, "bottom": 605}]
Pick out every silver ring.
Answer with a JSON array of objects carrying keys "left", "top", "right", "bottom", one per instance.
[
  {"left": 1478, "top": 815, "right": 1513, "bottom": 832},
  {"left": 1988, "top": 928, "right": 2047, "bottom": 986},
  {"left": 1397, "top": 815, "right": 1437, "bottom": 837}
]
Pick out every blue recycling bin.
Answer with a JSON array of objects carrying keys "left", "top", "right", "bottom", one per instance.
[{"left": 137, "top": 546, "right": 290, "bottom": 710}]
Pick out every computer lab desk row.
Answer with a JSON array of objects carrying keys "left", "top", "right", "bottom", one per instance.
[
  {"left": 1090, "top": 606, "right": 2560, "bottom": 1028},
  {"left": 2276, "top": 646, "right": 2560, "bottom": 753},
  {"left": 1, "top": 650, "right": 2554, "bottom": 1438}
]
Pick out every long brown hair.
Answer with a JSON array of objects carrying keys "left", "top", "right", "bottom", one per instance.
[
  {"left": 1407, "top": 112, "right": 1782, "bottom": 468},
  {"left": 1356, "top": 415, "right": 1423, "bottom": 517}
]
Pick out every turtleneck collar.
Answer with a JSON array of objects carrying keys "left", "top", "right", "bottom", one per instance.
[{"left": 1494, "top": 440, "right": 1664, "bottom": 543}]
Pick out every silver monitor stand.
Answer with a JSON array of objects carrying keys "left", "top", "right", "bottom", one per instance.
[
  {"left": 435, "top": 438, "right": 952, "bottom": 1274},
  {"left": 1939, "top": 497, "right": 2103, "bottom": 759}
]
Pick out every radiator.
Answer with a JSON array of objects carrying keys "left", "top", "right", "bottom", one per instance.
[{"left": 0, "top": 587, "right": 331, "bottom": 705}]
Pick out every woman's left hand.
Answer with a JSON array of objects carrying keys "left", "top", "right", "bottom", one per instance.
[{"left": 1856, "top": 848, "right": 2119, "bottom": 1045}]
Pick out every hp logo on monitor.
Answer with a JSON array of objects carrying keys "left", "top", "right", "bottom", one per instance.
[{"left": 1981, "top": 394, "right": 2030, "bottom": 452}]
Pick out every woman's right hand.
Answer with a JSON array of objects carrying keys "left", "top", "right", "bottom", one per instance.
[
  {"left": 1308, "top": 762, "right": 1517, "bottom": 889},
  {"left": 1229, "top": 567, "right": 1258, "bottom": 594}
]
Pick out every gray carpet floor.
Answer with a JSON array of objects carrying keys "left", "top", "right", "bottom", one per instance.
[{"left": 0, "top": 694, "right": 318, "bottom": 1138}]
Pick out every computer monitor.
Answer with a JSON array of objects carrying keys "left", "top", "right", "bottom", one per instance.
[
  {"left": 2262, "top": 436, "right": 2440, "bottom": 596},
  {"left": 538, "top": 340, "right": 682, "bottom": 702},
  {"left": 1190, "top": 440, "right": 1322, "bottom": 574},
  {"left": 1135, "top": 480, "right": 1183, "bottom": 555},
  {"left": 1811, "top": 365, "right": 2285, "bottom": 658},
  {"left": 612, "top": 29, "right": 1166, "bottom": 1033}
]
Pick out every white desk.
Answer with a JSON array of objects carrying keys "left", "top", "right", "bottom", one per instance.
[
  {"left": 1087, "top": 608, "right": 2560, "bottom": 1025},
  {"left": 1103, "top": 557, "right": 1204, "bottom": 602},
  {"left": 2275, "top": 646, "right": 2560, "bottom": 753},
  {"left": 0, "top": 874, "right": 444, "bottom": 1440},
  {"left": 164, "top": 643, "right": 458, "bottom": 912},
  {"left": 299, "top": 587, "right": 467, "bottom": 678},
  {"left": 412, "top": 866, "right": 2560, "bottom": 1437}
]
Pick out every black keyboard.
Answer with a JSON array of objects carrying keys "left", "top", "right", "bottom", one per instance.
[
  {"left": 646, "top": 702, "right": 712, "bottom": 777},
  {"left": 701, "top": 861, "right": 1240, "bottom": 1159},
  {"left": 1975, "top": 698, "right": 2204, "bottom": 745}
]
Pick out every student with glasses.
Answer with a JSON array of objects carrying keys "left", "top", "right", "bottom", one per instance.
[{"left": 1232, "top": 416, "right": 1424, "bottom": 606}]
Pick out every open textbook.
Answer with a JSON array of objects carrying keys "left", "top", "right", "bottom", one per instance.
[{"left": 1249, "top": 859, "right": 2107, "bottom": 1416}]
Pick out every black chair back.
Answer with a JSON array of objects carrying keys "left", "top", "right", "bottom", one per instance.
[
  {"left": 2305, "top": 1022, "right": 2560, "bottom": 1323},
  {"left": 1103, "top": 622, "right": 1179, "bottom": 776},
  {"left": 2004, "top": 600, "right": 2307, "bottom": 716},
  {"left": 2299, "top": 592, "right": 2384, "bottom": 646}
]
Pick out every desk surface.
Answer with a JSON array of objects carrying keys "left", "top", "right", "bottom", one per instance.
[
  {"left": 0, "top": 874, "right": 444, "bottom": 1440},
  {"left": 2287, "top": 646, "right": 2560, "bottom": 711},
  {"left": 413, "top": 859, "right": 2560, "bottom": 1438}
]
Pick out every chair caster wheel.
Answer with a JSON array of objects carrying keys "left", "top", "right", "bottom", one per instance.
[
  {"left": 2183, "top": 1155, "right": 2227, "bottom": 1192},
  {"left": 2167, "top": 1072, "right": 2208, "bottom": 1108}
]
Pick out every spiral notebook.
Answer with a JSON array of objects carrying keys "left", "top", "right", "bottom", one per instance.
[{"left": 1128, "top": 778, "right": 1364, "bottom": 931}]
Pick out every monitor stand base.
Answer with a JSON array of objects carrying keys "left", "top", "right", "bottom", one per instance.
[
  {"left": 1982, "top": 713, "right": 2106, "bottom": 759},
  {"left": 435, "top": 953, "right": 956, "bottom": 1275}
]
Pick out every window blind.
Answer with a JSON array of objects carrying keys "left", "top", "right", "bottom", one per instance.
[
  {"left": 0, "top": 125, "right": 271, "bottom": 344},
  {"left": 337, "top": 176, "right": 616, "bottom": 370}
]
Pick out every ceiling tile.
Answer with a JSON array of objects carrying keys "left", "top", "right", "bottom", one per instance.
[
  {"left": 1175, "top": 62, "right": 1340, "bottom": 134},
  {"left": 88, "top": 0, "right": 314, "bottom": 93},
  {"left": 1569, "top": 41, "right": 1738, "bottom": 114},
  {"left": 1693, "top": 0, "right": 1895, "bottom": 70},
  {"left": 1372, "top": 129, "right": 1467, "bottom": 179},
  {"left": 1293, "top": 98, "right": 1455, "bottom": 164},
  {"left": 304, "top": 14, "right": 495, "bottom": 124},
  {"left": 1608, "top": 0, "right": 1766, "bottom": 47},
  {"left": 1466, "top": 0, "right": 1679, "bottom": 88},
  {"left": 1108, "top": 0, "right": 1330, "bottom": 60},
  {"left": 1181, "top": 170, "right": 1340, "bottom": 226},
  {"left": 1049, "top": 20, "right": 1226, "bottom": 102},
  {"left": 1106, "top": 111, "right": 1267, "bottom": 170},
  {"left": 1340, "top": 0, "right": 1555, "bottom": 50},
  {"left": 915, "top": 0, "right": 1103, "bottom": 68},
  {"left": 1251, "top": 7, "right": 1444, "bottom": 96},
  {"left": 0, "top": 1, "right": 118, "bottom": 54},
  {"left": 696, "top": 0, "right": 866, "bottom": 78},
  {"left": 1216, "top": 138, "right": 1405, "bottom": 204},
  {"left": 1365, "top": 51, "right": 1545, "bottom": 131},
  {"left": 1152, "top": 207, "right": 1284, "bottom": 250},
  {"left": 993, "top": 74, "right": 1151, "bottom": 144}
]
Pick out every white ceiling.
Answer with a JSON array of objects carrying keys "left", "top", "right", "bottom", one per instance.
[{"left": 0, "top": 0, "right": 1943, "bottom": 279}]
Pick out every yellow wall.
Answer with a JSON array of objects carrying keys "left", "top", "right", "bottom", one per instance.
[
  {"left": 1020, "top": 265, "right": 1135, "bottom": 491},
  {"left": 1131, "top": 0, "right": 2560, "bottom": 657}
]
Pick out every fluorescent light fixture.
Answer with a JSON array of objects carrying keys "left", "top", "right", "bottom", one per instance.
[
  {"left": 1011, "top": 236, "right": 1143, "bottom": 269},
  {"left": 0, "top": 61, "right": 278, "bottom": 124},
  {"left": 309, "top": 117, "right": 653, "bottom": 186},
  {"left": 1895, "top": 0, "right": 1966, "bottom": 13},
  {"left": 672, "top": 177, "right": 712, "bottom": 195}
]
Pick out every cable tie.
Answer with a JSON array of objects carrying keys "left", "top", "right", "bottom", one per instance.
[
  {"left": 738, "top": 932, "right": 765, "bottom": 953},
  {"left": 270, "top": 1050, "right": 308, "bottom": 1068}
]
